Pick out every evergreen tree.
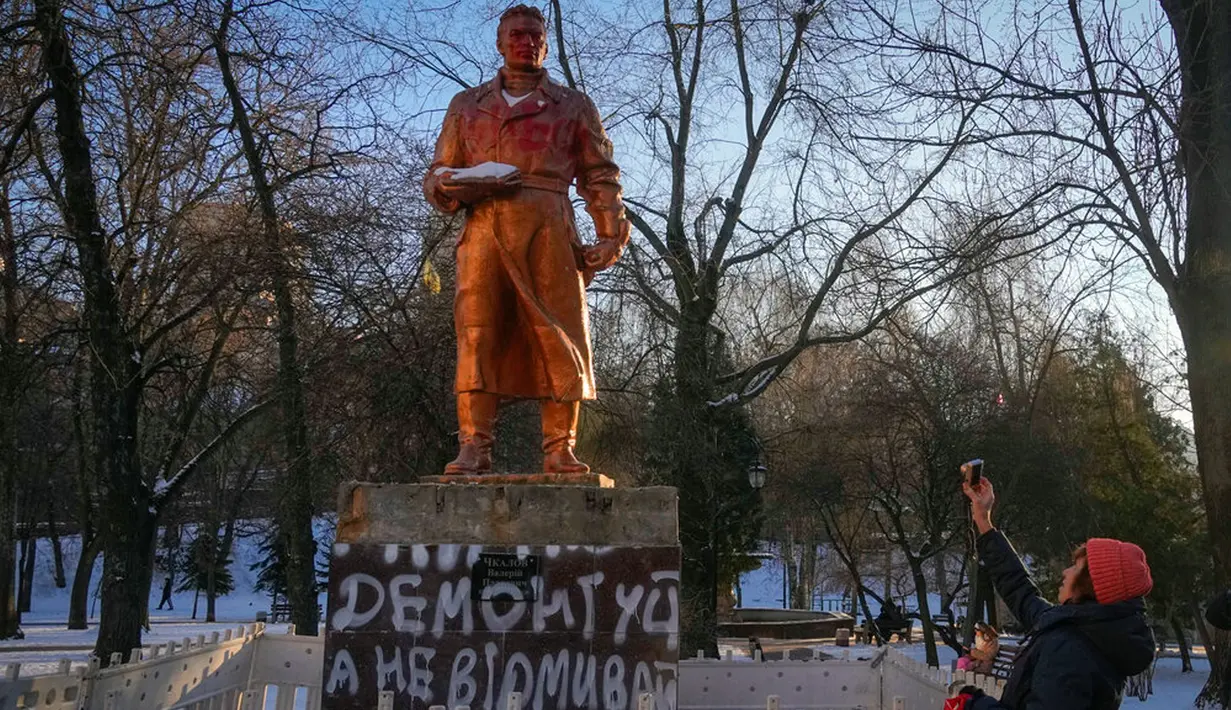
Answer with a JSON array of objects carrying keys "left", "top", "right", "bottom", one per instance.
[
  {"left": 176, "top": 531, "right": 234, "bottom": 596},
  {"left": 1064, "top": 320, "right": 1208, "bottom": 667},
  {"left": 643, "top": 376, "right": 764, "bottom": 655},
  {"left": 250, "top": 525, "right": 328, "bottom": 601}
]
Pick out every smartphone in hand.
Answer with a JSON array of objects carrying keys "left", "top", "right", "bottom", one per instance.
[{"left": 961, "top": 459, "right": 984, "bottom": 486}]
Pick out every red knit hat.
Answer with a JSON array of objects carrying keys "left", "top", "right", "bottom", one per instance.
[{"left": 1084, "top": 538, "right": 1153, "bottom": 604}]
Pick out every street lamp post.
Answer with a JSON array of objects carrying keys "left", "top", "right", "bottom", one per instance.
[
  {"left": 748, "top": 464, "right": 767, "bottom": 491},
  {"left": 710, "top": 462, "right": 769, "bottom": 653},
  {"left": 728, "top": 463, "right": 767, "bottom": 611}
]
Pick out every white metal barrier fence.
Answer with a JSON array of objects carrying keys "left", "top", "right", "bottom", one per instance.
[
  {"left": 1, "top": 628, "right": 1002, "bottom": 710},
  {"left": 878, "top": 648, "right": 1005, "bottom": 710},
  {"left": 0, "top": 624, "right": 322, "bottom": 710}
]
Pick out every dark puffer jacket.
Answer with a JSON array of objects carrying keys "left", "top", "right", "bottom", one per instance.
[{"left": 968, "top": 530, "right": 1155, "bottom": 710}]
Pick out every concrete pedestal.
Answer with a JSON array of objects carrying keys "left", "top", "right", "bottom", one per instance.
[{"left": 321, "top": 482, "right": 681, "bottom": 710}]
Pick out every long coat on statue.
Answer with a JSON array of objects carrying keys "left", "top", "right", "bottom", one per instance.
[{"left": 424, "top": 71, "right": 628, "bottom": 402}]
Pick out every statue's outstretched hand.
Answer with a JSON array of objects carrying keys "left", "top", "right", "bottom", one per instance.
[
  {"left": 437, "top": 170, "right": 522, "bottom": 205},
  {"left": 436, "top": 179, "right": 485, "bottom": 206},
  {"left": 583, "top": 239, "right": 623, "bottom": 272}
]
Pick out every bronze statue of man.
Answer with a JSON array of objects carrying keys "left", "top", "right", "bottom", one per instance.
[{"left": 423, "top": 4, "right": 630, "bottom": 475}]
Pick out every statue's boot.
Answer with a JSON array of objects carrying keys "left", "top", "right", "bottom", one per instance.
[
  {"left": 541, "top": 400, "right": 590, "bottom": 474},
  {"left": 444, "top": 392, "right": 498, "bottom": 474}
]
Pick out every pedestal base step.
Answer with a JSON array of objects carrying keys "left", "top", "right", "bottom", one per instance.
[{"left": 336, "top": 482, "right": 677, "bottom": 546}]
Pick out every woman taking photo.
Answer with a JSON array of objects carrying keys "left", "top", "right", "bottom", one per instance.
[{"left": 947, "top": 477, "right": 1155, "bottom": 710}]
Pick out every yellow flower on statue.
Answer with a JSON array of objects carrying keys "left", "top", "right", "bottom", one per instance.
[{"left": 423, "top": 258, "right": 442, "bottom": 295}]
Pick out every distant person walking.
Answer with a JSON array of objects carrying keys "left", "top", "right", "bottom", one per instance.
[
  {"left": 156, "top": 575, "right": 174, "bottom": 611},
  {"left": 946, "top": 476, "right": 1155, "bottom": 710}
]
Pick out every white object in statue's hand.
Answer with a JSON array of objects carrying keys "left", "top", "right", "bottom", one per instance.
[{"left": 434, "top": 162, "right": 519, "bottom": 182}]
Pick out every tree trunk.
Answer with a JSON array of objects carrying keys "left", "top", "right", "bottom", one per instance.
[
  {"left": 0, "top": 185, "right": 19, "bottom": 639},
  {"left": 95, "top": 513, "right": 156, "bottom": 659},
  {"left": 0, "top": 484, "right": 15, "bottom": 638},
  {"left": 33, "top": 0, "right": 153, "bottom": 664},
  {"left": 962, "top": 560, "right": 983, "bottom": 648},
  {"left": 209, "top": 517, "right": 238, "bottom": 624},
  {"left": 1162, "top": 0, "right": 1231, "bottom": 704},
  {"left": 18, "top": 535, "right": 33, "bottom": 613},
  {"left": 160, "top": 522, "right": 180, "bottom": 592},
  {"left": 1207, "top": 628, "right": 1231, "bottom": 708},
  {"left": 984, "top": 573, "right": 1000, "bottom": 629},
  {"left": 205, "top": 571, "right": 215, "bottom": 622},
  {"left": 1192, "top": 597, "right": 1230, "bottom": 707},
  {"left": 934, "top": 552, "right": 950, "bottom": 613},
  {"left": 212, "top": 0, "right": 318, "bottom": 636},
  {"left": 820, "top": 513, "right": 885, "bottom": 643},
  {"left": 793, "top": 540, "right": 817, "bottom": 610},
  {"left": 669, "top": 302, "right": 720, "bottom": 656},
  {"left": 205, "top": 525, "right": 218, "bottom": 623},
  {"left": 1177, "top": 318, "right": 1231, "bottom": 705},
  {"left": 782, "top": 542, "right": 790, "bottom": 609},
  {"left": 856, "top": 584, "right": 881, "bottom": 644},
  {"left": 1171, "top": 613, "right": 1193, "bottom": 673},
  {"left": 707, "top": 524, "right": 718, "bottom": 648},
  {"left": 838, "top": 556, "right": 882, "bottom": 642},
  {"left": 884, "top": 547, "right": 893, "bottom": 604},
  {"left": 789, "top": 538, "right": 801, "bottom": 609},
  {"left": 907, "top": 556, "right": 939, "bottom": 667},
  {"left": 47, "top": 507, "right": 66, "bottom": 589},
  {"left": 67, "top": 348, "right": 93, "bottom": 632},
  {"left": 0, "top": 459, "right": 14, "bottom": 638},
  {"left": 67, "top": 368, "right": 95, "bottom": 631},
  {"left": 68, "top": 534, "right": 100, "bottom": 629}
]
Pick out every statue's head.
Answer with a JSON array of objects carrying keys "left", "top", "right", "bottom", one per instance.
[{"left": 497, "top": 4, "right": 548, "bottom": 72}]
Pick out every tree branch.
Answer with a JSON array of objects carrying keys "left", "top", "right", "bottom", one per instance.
[{"left": 151, "top": 397, "right": 274, "bottom": 511}]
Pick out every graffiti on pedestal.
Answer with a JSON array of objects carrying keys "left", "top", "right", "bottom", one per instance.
[{"left": 321, "top": 544, "right": 680, "bottom": 710}]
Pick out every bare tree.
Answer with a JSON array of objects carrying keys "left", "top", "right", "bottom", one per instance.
[
  {"left": 0, "top": 6, "right": 52, "bottom": 639},
  {"left": 870, "top": 0, "right": 1228, "bottom": 698},
  {"left": 843, "top": 319, "right": 997, "bottom": 665},
  {"left": 23, "top": 0, "right": 272, "bottom": 661},
  {"left": 205, "top": 0, "right": 421, "bottom": 632},
  {"left": 208, "top": 0, "right": 320, "bottom": 636},
  {"left": 0, "top": 175, "right": 23, "bottom": 639}
]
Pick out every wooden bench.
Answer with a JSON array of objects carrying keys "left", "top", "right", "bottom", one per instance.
[
  {"left": 988, "top": 642, "right": 1021, "bottom": 679},
  {"left": 270, "top": 602, "right": 293, "bottom": 623},
  {"left": 928, "top": 615, "right": 960, "bottom": 649},
  {"left": 870, "top": 617, "right": 913, "bottom": 643},
  {"left": 268, "top": 601, "right": 323, "bottom": 623}
]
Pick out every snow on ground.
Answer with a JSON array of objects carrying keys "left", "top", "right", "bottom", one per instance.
[
  {"left": 1145, "top": 657, "right": 1211, "bottom": 709},
  {"left": 2, "top": 650, "right": 90, "bottom": 677},
  {"left": 903, "top": 645, "right": 1213, "bottom": 709},
  {"left": 715, "top": 638, "right": 1211, "bottom": 708},
  {"left": 14, "top": 518, "right": 333, "bottom": 628},
  {"left": 0, "top": 621, "right": 291, "bottom": 675},
  {"left": 3, "top": 517, "right": 330, "bottom": 674},
  {"left": 0, "top": 621, "right": 291, "bottom": 654},
  {"left": 895, "top": 644, "right": 1210, "bottom": 710},
  {"left": 737, "top": 553, "right": 945, "bottom": 623},
  {"left": 2, "top": 531, "right": 1214, "bottom": 708}
]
